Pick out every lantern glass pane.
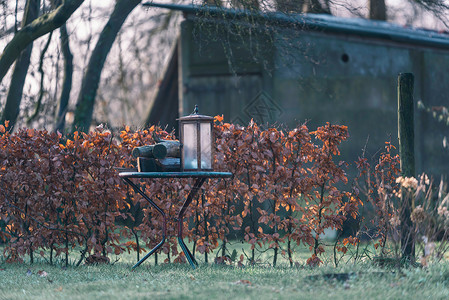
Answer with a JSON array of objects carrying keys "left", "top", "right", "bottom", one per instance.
[
  {"left": 183, "top": 123, "right": 197, "bottom": 169},
  {"left": 200, "top": 122, "right": 212, "bottom": 169}
]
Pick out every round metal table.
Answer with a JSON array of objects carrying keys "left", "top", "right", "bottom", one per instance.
[{"left": 119, "top": 171, "right": 232, "bottom": 269}]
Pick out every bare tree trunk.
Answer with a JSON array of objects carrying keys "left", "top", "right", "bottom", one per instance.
[
  {"left": 303, "top": 0, "right": 331, "bottom": 14},
  {"left": 0, "top": 0, "right": 84, "bottom": 84},
  {"left": 369, "top": 0, "right": 387, "bottom": 21},
  {"left": 55, "top": 23, "right": 73, "bottom": 133},
  {"left": 0, "top": 0, "right": 40, "bottom": 129},
  {"left": 276, "top": 0, "right": 305, "bottom": 13},
  {"left": 71, "top": 0, "right": 141, "bottom": 133},
  {"left": 27, "top": 31, "right": 53, "bottom": 126},
  {"left": 203, "top": 0, "right": 222, "bottom": 6},
  {"left": 231, "top": 0, "right": 260, "bottom": 10}
]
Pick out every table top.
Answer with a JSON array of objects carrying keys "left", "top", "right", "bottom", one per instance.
[{"left": 119, "top": 171, "right": 233, "bottom": 179}]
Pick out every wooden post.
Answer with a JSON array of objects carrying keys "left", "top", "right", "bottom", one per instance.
[{"left": 398, "top": 73, "right": 415, "bottom": 261}]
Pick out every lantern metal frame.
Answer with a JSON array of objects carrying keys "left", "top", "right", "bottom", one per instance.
[{"left": 178, "top": 106, "right": 214, "bottom": 172}]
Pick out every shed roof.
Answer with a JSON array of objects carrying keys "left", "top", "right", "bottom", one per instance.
[{"left": 143, "top": 2, "right": 449, "bottom": 50}]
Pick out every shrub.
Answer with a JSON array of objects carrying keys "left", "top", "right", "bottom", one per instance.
[{"left": 0, "top": 119, "right": 361, "bottom": 266}]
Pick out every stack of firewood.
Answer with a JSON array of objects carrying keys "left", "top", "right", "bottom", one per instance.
[{"left": 132, "top": 140, "right": 181, "bottom": 172}]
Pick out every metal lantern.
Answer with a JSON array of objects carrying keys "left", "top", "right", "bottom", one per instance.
[{"left": 178, "top": 105, "right": 214, "bottom": 171}]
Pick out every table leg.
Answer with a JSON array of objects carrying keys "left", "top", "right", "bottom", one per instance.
[
  {"left": 132, "top": 237, "right": 165, "bottom": 269},
  {"left": 178, "top": 177, "right": 206, "bottom": 269},
  {"left": 122, "top": 178, "right": 167, "bottom": 269}
]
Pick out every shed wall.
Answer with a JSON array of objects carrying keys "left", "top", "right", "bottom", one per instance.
[{"left": 179, "top": 18, "right": 449, "bottom": 176}]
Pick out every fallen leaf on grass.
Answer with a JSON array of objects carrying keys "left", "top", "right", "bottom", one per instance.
[
  {"left": 55, "top": 286, "right": 63, "bottom": 292},
  {"left": 233, "top": 279, "right": 252, "bottom": 285},
  {"left": 37, "top": 270, "right": 48, "bottom": 277},
  {"left": 390, "top": 282, "right": 400, "bottom": 288},
  {"left": 420, "top": 256, "right": 428, "bottom": 267},
  {"left": 189, "top": 275, "right": 196, "bottom": 281}
]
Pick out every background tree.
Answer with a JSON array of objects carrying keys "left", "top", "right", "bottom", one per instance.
[
  {"left": 54, "top": 22, "right": 73, "bottom": 133},
  {"left": 275, "top": 0, "right": 331, "bottom": 14},
  {"left": 0, "top": 0, "right": 448, "bottom": 132},
  {"left": 369, "top": 0, "right": 387, "bottom": 20},
  {"left": 71, "top": 0, "right": 141, "bottom": 133},
  {"left": 1, "top": 0, "right": 40, "bottom": 129}
]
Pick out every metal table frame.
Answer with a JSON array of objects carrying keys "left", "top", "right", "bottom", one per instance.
[{"left": 119, "top": 171, "right": 232, "bottom": 269}]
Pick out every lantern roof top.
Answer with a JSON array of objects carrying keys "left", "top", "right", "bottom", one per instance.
[{"left": 178, "top": 105, "right": 214, "bottom": 121}]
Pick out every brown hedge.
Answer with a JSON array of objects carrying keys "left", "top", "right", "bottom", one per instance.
[{"left": 0, "top": 119, "right": 361, "bottom": 266}]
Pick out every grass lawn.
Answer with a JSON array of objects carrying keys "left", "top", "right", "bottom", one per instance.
[
  {"left": 1, "top": 239, "right": 449, "bottom": 299},
  {"left": 1, "top": 254, "right": 449, "bottom": 300}
]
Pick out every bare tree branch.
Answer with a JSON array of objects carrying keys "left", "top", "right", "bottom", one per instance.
[
  {"left": 411, "top": 0, "right": 449, "bottom": 28},
  {"left": 0, "top": 0, "right": 85, "bottom": 84}
]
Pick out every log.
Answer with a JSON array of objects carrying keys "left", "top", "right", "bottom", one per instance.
[
  {"left": 132, "top": 141, "right": 181, "bottom": 159},
  {"left": 159, "top": 140, "right": 181, "bottom": 158},
  {"left": 137, "top": 157, "right": 181, "bottom": 172},
  {"left": 137, "top": 157, "right": 158, "bottom": 172},
  {"left": 132, "top": 144, "right": 167, "bottom": 159},
  {"left": 114, "top": 167, "right": 138, "bottom": 172},
  {"left": 155, "top": 158, "right": 181, "bottom": 172}
]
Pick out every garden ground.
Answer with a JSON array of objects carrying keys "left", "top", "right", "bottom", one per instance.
[{"left": 1, "top": 246, "right": 449, "bottom": 300}]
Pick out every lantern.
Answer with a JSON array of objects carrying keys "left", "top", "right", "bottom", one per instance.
[{"left": 178, "top": 105, "right": 214, "bottom": 171}]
